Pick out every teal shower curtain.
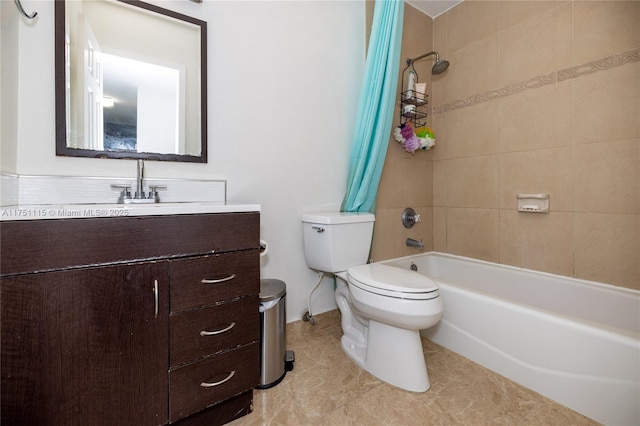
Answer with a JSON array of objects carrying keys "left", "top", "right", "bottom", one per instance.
[{"left": 341, "top": 0, "right": 404, "bottom": 213}]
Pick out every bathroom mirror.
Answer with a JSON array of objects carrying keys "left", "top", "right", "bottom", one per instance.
[{"left": 55, "top": 0, "right": 207, "bottom": 162}]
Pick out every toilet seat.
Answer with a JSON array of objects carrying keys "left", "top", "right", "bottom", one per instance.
[{"left": 347, "top": 263, "right": 439, "bottom": 300}]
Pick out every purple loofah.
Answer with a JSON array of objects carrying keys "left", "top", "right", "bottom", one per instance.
[
  {"left": 400, "top": 123, "right": 414, "bottom": 139},
  {"left": 402, "top": 134, "right": 420, "bottom": 153}
]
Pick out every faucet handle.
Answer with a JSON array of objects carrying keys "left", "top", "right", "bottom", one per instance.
[
  {"left": 148, "top": 185, "right": 167, "bottom": 202},
  {"left": 110, "top": 184, "right": 132, "bottom": 204},
  {"left": 401, "top": 207, "right": 421, "bottom": 228}
]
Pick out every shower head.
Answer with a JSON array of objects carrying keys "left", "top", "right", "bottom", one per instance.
[
  {"left": 406, "top": 50, "right": 450, "bottom": 75},
  {"left": 432, "top": 59, "right": 449, "bottom": 75}
]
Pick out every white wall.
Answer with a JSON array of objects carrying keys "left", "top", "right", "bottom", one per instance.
[
  {"left": 2, "top": 0, "right": 366, "bottom": 323},
  {"left": 1, "top": 0, "right": 20, "bottom": 173}
]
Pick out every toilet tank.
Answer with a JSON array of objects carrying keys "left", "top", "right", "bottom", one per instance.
[{"left": 301, "top": 211, "right": 375, "bottom": 273}]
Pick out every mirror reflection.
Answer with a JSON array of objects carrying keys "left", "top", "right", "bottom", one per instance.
[{"left": 56, "top": 0, "right": 207, "bottom": 162}]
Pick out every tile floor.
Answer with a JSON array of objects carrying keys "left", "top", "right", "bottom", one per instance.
[{"left": 231, "top": 310, "right": 599, "bottom": 425}]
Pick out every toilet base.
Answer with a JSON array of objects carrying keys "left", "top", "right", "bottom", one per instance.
[{"left": 341, "top": 320, "right": 430, "bottom": 393}]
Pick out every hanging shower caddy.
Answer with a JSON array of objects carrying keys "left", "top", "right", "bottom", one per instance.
[{"left": 399, "top": 60, "right": 428, "bottom": 128}]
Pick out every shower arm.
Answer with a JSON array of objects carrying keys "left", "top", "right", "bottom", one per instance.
[{"left": 406, "top": 51, "right": 439, "bottom": 66}]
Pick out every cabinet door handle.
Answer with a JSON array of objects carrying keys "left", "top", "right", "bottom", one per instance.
[
  {"left": 201, "top": 274, "right": 236, "bottom": 284},
  {"left": 153, "top": 279, "right": 158, "bottom": 318},
  {"left": 200, "top": 322, "right": 236, "bottom": 336},
  {"left": 200, "top": 371, "right": 235, "bottom": 388}
]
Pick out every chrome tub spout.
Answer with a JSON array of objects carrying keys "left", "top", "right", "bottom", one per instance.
[{"left": 406, "top": 238, "right": 424, "bottom": 249}]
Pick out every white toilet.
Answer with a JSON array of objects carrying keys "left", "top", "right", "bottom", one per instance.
[{"left": 301, "top": 211, "right": 443, "bottom": 392}]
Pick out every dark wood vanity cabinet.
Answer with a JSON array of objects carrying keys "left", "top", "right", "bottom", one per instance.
[{"left": 1, "top": 212, "right": 260, "bottom": 426}]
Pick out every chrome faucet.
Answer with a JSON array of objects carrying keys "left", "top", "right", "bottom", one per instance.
[
  {"left": 135, "top": 159, "right": 145, "bottom": 200},
  {"left": 406, "top": 238, "right": 424, "bottom": 249},
  {"left": 111, "top": 160, "right": 166, "bottom": 204}
]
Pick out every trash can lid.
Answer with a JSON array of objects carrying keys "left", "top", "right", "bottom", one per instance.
[{"left": 260, "top": 278, "right": 286, "bottom": 302}]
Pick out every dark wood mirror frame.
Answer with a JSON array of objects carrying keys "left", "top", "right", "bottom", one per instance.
[{"left": 54, "top": 0, "right": 208, "bottom": 163}]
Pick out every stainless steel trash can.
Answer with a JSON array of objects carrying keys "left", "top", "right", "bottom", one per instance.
[{"left": 257, "top": 279, "right": 292, "bottom": 389}]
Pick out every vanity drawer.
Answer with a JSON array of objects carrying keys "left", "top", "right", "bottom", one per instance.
[
  {"left": 0, "top": 213, "right": 260, "bottom": 277},
  {"left": 170, "top": 251, "right": 259, "bottom": 313},
  {"left": 169, "top": 343, "right": 259, "bottom": 423},
  {"left": 170, "top": 296, "right": 259, "bottom": 367}
]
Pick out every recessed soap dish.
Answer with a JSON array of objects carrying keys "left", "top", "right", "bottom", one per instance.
[{"left": 517, "top": 194, "right": 549, "bottom": 213}]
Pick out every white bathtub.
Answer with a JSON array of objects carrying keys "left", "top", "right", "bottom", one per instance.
[{"left": 382, "top": 252, "right": 640, "bottom": 426}]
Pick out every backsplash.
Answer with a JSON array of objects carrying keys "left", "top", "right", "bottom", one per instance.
[{"left": 0, "top": 173, "right": 226, "bottom": 206}]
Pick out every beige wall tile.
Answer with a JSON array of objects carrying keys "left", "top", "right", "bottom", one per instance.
[
  {"left": 574, "top": 63, "right": 640, "bottom": 145},
  {"left": 431, "top": 74, "right": 447, "bottom": 113},
  {"left": 447, "top": 155, "right": 500, "bottom": 208},
  {"left": 500, "top": 210, "right": 573, "bottom": 277},
  {"left": 445, "top": 35, "right": 500, "bottom": 104},
  {"left": 376, "top": 153, "right": 404, "bottom": 209},
  {"left": 432, "top": 15, "right": 448, "bottom": 110},
  {"left": 574, "top": 212, "right": 640, "bottom": 289},
  {"left": 499, "top": 2, "right": 572, "bottom": 87},
  {"left": 574, "top": 1, "right": 640, "bottom": 65},
  {"left": 433, "top": 14, "right": 446, "bottom": 56},
  {"left": 405, "top": 159, "right": 433, "bottom": 207},
  {"left": 371, "top": 207, "right": 406, "bottom": 261},
  {"left": 447, "top": 207, "right": 500, "bottom": 262},
  {"left": 403, "top": 4, "right": 433, "bottom": 61},
  {"left": 430, "top": 112, "right": 448, "bottom": 161},
  {"left": 433, "top": 206, "right": 447, "bottom": 251},
  {"left": 446, "top": 102, "right": 500, "bottom": 159},
  {"left": 499, "top": 80, "right": 572, "bottom": 153},
  {"left": 377, "top": 149, "right": 434, "bottom": 228},
  {"left": 500, "top": 147, "right": 573, "bottom": 211},
  {"left": 433, "top": 160, "right": 447, "bottom": 207},
  {"left": 499, "top": 1, "right": 569, "bottom": 32},
  {"left": 446, "top": 1, "right": 499, "bottom": 55},
  {"left": 573, "top": 139, "right": 639, "bottom": 214}
]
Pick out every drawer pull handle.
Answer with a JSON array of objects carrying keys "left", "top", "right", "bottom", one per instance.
[
  {"left": 200, "top": 322, "right": 236, "bottom": 336},
  {"left": 153, "top": 280, "right": 159, "bottom": 319},
  {"left": 200, "top": 371, "right": 235, "bottom": 388},
  {"left": 201, "top": 274, "right": 236, "bottom": 284}
]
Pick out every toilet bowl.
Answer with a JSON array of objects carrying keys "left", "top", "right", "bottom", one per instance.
[
  {"left": 336, "top": 264, "right": 443, "bottom": 392},
  {"left": 301, "top": 211, "right": 444, "bottom": 392}
]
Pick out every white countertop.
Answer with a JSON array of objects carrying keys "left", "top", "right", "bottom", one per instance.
[{"left": 0, "top": 202, "right": 260, "bottom": 221}]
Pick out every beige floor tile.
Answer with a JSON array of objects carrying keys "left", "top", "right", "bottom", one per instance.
[{"left": 231, "top": 311, "right": 598, "bottom": 426}]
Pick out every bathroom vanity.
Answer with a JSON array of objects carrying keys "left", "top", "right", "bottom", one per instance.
[{"left": 0, "top": 208, "right": 260, "bottom": 425}]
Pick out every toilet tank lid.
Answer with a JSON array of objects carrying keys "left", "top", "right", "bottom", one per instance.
[{"left": 301, "top": 211, "right": 375, "bottom": 224}]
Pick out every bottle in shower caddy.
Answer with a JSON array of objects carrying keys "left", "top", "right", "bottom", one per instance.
[{"left": 404, "top": 70, "right": 416, "bottom": 100}]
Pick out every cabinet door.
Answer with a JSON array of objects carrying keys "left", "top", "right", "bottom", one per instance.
[{"left": 1, "top": 262, "right": 169, "bottom": 425}]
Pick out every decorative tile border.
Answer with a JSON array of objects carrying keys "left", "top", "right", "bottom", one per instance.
[
  {"left": 431, "top": 47, "right": 640, "bottom": 115},
  {"left": 557, "top": 56, "right": 615, "bottom": 81}
]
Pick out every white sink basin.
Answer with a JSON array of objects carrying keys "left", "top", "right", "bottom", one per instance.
[{"left": 0, "top": 202, "right": 260, "bottom": 221}]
